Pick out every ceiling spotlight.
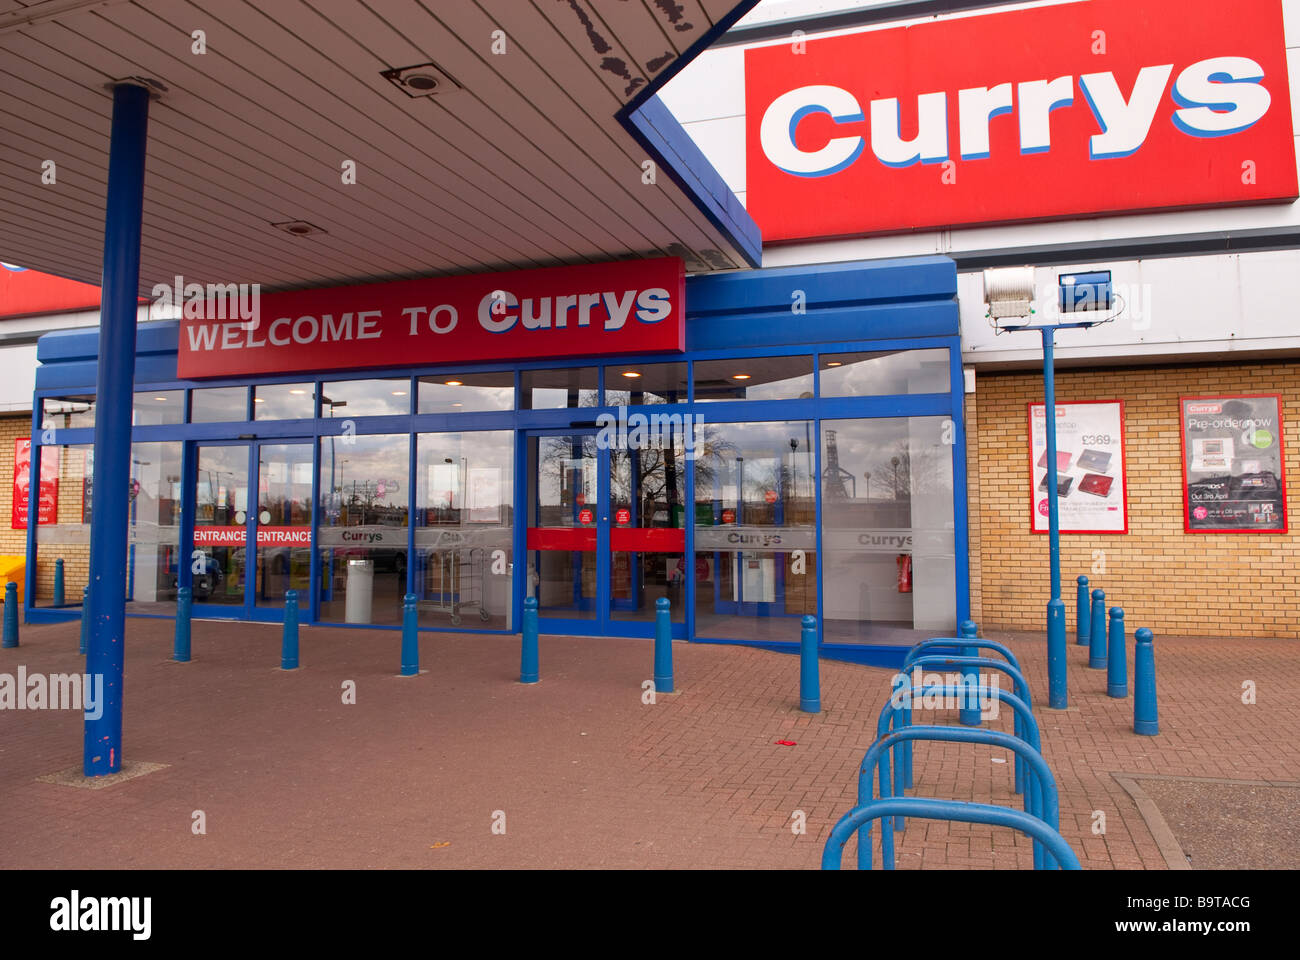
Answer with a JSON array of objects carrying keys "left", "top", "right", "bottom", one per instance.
[
  {"left": 826, "top": 361, "right": 842, "bottom": 367},
  {"left": 732, "top": 373, "right": 751, "bottom": 380},
  {"left": 621, "top": 371, "right": 642, "bottom": 379},
  {"left": 391, "top": 390, "right": 408, "bottom": 396},
  {"left": 289, "top": 389, "right": 307, "bottom": 395},
  {"left": 445, "top": 380, "right": 463, "bottom": 386}
]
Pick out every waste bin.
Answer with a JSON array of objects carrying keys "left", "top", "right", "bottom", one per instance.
[{"left": 345, "top": 558, "right": 374, "bottom": 624}]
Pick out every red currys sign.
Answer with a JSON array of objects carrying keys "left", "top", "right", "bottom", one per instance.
[
  {"left": 745, "top": 0, "right": 1297, "bottom": 241},
  {"left": 177, "top": 257, "right": 684, "bottom": 379}
]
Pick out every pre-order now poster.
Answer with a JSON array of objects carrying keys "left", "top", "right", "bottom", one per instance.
[
  {"left": 1028, "top": 401, "right": 1128, "bottom": 534},
  {"left": 1180, "top": 395, "right": 1288, "bottom": 533}
]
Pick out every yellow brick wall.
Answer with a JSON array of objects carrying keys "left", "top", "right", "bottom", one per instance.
[
  {"left": 967, "top": 360, "right": 1300, "bottom": 639},
  {"left": 0, "top": 413, "right": 31, "bottom": 556}
]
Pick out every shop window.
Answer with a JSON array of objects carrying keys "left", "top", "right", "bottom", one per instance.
[
  {"left": 693, "top": 420, "right": 816, "bottom": 640},
  {"left": 417, "top": 372, "right": 514, "bottom": 415},
  {"left": 132, "top": 390, "right": 184, "bottom": 426},
  {"left": 41, "top": 395, "right": 95, "bottom": 430},
  {"left": 414, "top": 430, "right": 514, "bottom": 629},
  {"left": 320, "top": 378, "right": 412, "bottom": 418},
  {"left": 254, "top": 382, "right": 315, "bottom": 420},
  {"left": 819, "top": 349, "right": 950, "bottom": 396},
  {"left": 191, "top": 386, "right": 248, "bottom": 423},
  {"left": 520, "top": 367, "right": 598, "bottom": 410},
  {"left": 693, "top": 356, "right": 814, "bottom": 403},
  {"left": 126, "top": 441, "right": 182, "bottom": 612},
  {"left": 603, "top": 361, "right": 689, "bottom": 405},
  {"left": 317, "top": 433, "right": 410, "bottom": 625},
  {"left": 31, "top": 443, "right": 92, "bottom": 608},
  {"left": 820, "top": 417, "right": 956, "bottom": 643}
]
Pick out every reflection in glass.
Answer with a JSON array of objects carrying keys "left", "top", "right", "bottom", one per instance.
[
  {"left": 520, "top": 367, "right": 599, "bottom": 409},
  {"left": 820, "top": 417, "right": 955, "bottom": 642},
  {"left": 693, "top": 421, "right": 816, "bottom": 640},
  {"left": 320, "top": 379, "right": 411, "bottom": 417},
  {"left": 255, "top": 443, "right": 314, "bottom": 608},
  {"left": 193, "top": 444, "right": 249, "bottom": 604},
  {"left": 132, "top": 391, "right": 184, "bottom": 426},
  {"left": 317, "top": 433, "right": 410, "bottom": 625},
  {"left": 415, "top": 431, "right": 513, "bottom": 628},
  {"left": 254, "top": 383, "right": 315, "bottom": 420},
  {"left": 693, "top": 356, "right": 814, "bottom": 402},
  {"left": 127, "top": 441, "right": 182, "bottom": 612},
  {"left": 819, "top": 349, "right": 950, "bottom": 396},
  {"left": 417, "top": 372, "right": 514, "bottom": 414},
  {"left": 609, "top": 426, "right": 686, "bottom": 622},
  {"left": 32, "top": 444, "right": 90, "bottom": 607},
  {"left": 191, "top": 386, "right": 248, "bottom": 423},
  {"left": 41, "top": 395, "right": 95, "bottom": 429},
  {"left": 603, "top": 361, "right": 688, "bottom": 405},
  {"left": 528, "top": 434, "right": 598, "bottom": 618}
]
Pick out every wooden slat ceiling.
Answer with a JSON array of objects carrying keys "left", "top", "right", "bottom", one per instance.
[{"left": 0, "top": 0, "right": 753, "bottom": 296}]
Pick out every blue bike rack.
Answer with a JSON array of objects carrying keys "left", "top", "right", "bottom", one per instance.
[
  {"left": 876, "top": 683, "right": 1042, "bottom": 834},
  {"left": 823, "top": 797, "right": 1080, "bottom": 870},
  {"left": 897, "top": 654, "right": 1034, "bottom": 794},
  {"left": 901, "top": 637, "right": 1024, "bottom": 675},
  {"left": 856, "top": 726, "right": 1063, "bottom": 871}
]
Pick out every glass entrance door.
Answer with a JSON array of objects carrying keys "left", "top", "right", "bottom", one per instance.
[
  {"left": 191, "top": 440, "right": 314, "bottom": 620},
  {"left": 525, "top": 428, "right": 686, "bottom": 637}
]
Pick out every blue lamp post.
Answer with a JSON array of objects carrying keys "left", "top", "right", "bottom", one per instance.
[{"left": 983, "top": 269, "right": 1114, "bottom": 711}]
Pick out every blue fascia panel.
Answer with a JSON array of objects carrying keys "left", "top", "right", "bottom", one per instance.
[
  {"left": 686, "top": 300, "right": 959, "bottom": 351},
  {"left": 620, "top": 95, "right": 761, "bottom": 268},
  {"left": 686, "top": 255, "right": 959, "bottom": 316}
]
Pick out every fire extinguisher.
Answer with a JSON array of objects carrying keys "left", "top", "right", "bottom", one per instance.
[{"left": 896, "top": 554, "right": 912, "bottom": 593}]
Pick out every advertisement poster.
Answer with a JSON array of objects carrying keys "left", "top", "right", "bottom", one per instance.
[
  {"left": 1028, "top": 401, "right": 1128, "bottom": 534},
  {"left": 12, "top": 439, "right": 58, "bottom": 529},
  {"left": 1180, "top": 395, "right": 1287, "bottom": 533}
]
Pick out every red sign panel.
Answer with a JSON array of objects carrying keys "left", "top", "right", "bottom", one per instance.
[
  {"left": 191, "top": 526, "right": 312, "bottom": 547},
  {"left": 745, "top": 0, "right": 1297, "bottom": 241},
  {"left": 578, "top": 509, "right": 594, "bottom": 525},
  {"left": 177, "top": 257, "right": 685, "bottom": 379},
  {"left": 0, "top": 265, "right": 106, "bottom": 319},
  {"left": 615, "top": 508, "right": 631, "bottom": 525},
  {"left": 12, "top": 439, "right": 58, "bottom": 529}
]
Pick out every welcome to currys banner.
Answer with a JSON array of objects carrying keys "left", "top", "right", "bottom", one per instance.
[
  {"left": 177, "top": 257, "right": 684, "bottom": 379},
  {"left": 745, "top": 0, "right": 1298, "bottom": 241}
]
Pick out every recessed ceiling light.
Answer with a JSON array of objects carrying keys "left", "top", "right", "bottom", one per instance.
[
  {"left": 621, "top": 371, "right": 641, "bottom": 378},
  {"left": 253, "top": 397, "right": 265, "bottom": 403},
  {"left": 445, "top": 380, "right": 463, "bottom": 386},
  {"left": 732, "top": 373, "right": 751, "bottom": 380},
  {"left": 391, "top": 390, "right": 408, "bottom": 396},
  {"left": 153, "top": 396, "right": 168, "bottom": 402},
  {"left": 271, "top": 220, "right": 327, "bottom": 237},
  {"left": 380, "top": 61, "right": 463, "bottom": 99},
  {"left": 826, "top": 361, "right": 842, "bottom": 367},
  {"left": 289, "top": 388, "right": 307, "bottom": 395},
  {"left": 452, "top": 402, "right": 463, "bottom": 408}
]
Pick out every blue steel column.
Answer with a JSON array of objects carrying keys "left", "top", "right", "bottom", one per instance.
[
  {"left": 1042, "top": 328, "right": 1067, "bottom": 710},
  {"left": 84, "top": 82, "right": 151, "bottom": 777}
]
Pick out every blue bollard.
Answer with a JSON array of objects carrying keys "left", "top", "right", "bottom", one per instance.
[
  {"left": 653, "top": 597, "right": 673, "bottom": 694},
  {"left": 400, "top": 593, "right": 419, "bottom": 676},
  {"left": 53, "top": 559, "right": 65, "bottom": 608},
  {"left": 1075, "top": 575, "right": 1090, "bottom": 646},
  {"left": 520, "top": 596, "right": 539, "bottom": 683},
  {"left": 281, "top": 589, "right": 299, "bottom": 670},
  {"left": 173, "top": 586, "right": 191, "bottom": 662},
  {"left": 1047, "top": 597, "right": 1067, "bottom": 708},
  {"left": 1088, "top": 589, "right": 1107, "bottom": 669},
  {"left": 1107, "top": 607, "right": 1127, "bottom": 698},
  {"left": 80, "top": 585, "right": 90, "bottom": 656},
  {"left": 958, "top": 619, "right": 980, "bottom": 726},
  {"left": 1133, "top": 628, "right": 1158, "bottom": 735},
  {"left": 799, "top": 614, "right": 820, "bottom": 713},
  {"left": 2, "top": 580, "right": 18, "bottom": 648}
]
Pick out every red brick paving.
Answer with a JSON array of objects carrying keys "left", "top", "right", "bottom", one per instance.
[{"left": 0, "top": 618, "right": 1296, "bottom": 868}]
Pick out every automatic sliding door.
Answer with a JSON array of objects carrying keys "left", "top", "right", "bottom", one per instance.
[{"left": 527, "top": 433, "right": 600, "bottom": 623}]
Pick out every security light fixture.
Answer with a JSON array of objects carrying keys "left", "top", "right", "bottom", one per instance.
[
  {"left": 983, "top": 266, "right": 1036, "bottom": 326},
  {"left": 381, "top": 62, "right": 463, "bottom": 99}
]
